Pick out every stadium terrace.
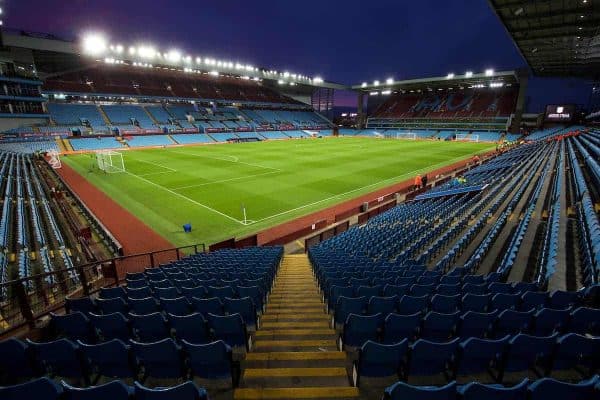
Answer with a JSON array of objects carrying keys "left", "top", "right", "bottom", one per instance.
[{"left": 1, "top": 1, "right": 600, "bottom": 399}]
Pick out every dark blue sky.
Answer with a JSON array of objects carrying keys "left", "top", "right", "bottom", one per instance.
[{"left": 6, "top": 0, "right": 593, "bottom": 111}]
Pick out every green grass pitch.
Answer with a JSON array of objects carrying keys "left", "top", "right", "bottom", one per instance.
[{"left": 63, "top": 137, "right": 494, "bottom": 247}]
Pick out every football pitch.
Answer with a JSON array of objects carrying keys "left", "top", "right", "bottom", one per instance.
[{"left": 63, "top": 137, "right": 494, "bottom": 247}]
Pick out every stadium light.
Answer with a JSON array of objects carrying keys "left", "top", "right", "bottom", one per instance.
[
  {"left": 369, "top": 91, "right": 379, "bottom": 96},
  {"left": 361, "top": 82, "right": 367, "bottom": 87},
  {"left": 167, "top": 49, "right": 182, "bottom": 63},
  {"left": 209, "top": 70, "right": 219, "bottom": 76},
  {"left": 277, "top": 79, "right": 285, "bottom": 84},
  {"left": 115, "top": 44, "right": 124, "bottom": 54},
  {"left": 446, "top": 73, "right": 455, "bottom": 79},
  {"left": 373, "top": 80, "right": 380, "bottom": 86},
  {"left": 129, "top": 46, "right": 137, "bottom": 55},
  {"left": 465, "top": 71, "right": 473, "bottom": 78},
  {"left": 82, "top": 33, "right": 108, "bottom": 56},
  {"left": 137, "top": 45, "right": 156, "bottom": 59},
  {"left": 381, "top": 90, "right": 392, "bottom": 95},
  {"left": 485, "top": 68, "right": 494, "bottom": 76},
  {"left": 313, "top": 76, "right": 324, "bottom": 83},
  {"left": 386, "top": 78, "right": 394, "bottom": 85}
]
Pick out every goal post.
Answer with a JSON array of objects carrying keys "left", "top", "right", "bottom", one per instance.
[
  {"left": 384, "top": 131, "right": 417, "bottom": 140},
  {"left": 455, "top": 133, "right": 479, "bottom": 142},
  {"left": 96, "top": 150, "right": 126, "bottom": 173}
]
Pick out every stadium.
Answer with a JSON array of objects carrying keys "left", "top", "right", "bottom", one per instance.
[{"left": 0, "top": 0, "right": 599, "bottom": 399}]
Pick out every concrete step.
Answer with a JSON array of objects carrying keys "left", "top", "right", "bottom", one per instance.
[
  {"left": 234, "top": 387, "right": 359, "bottom": 399},
  {"left": 241, "top": 367, "right": 349, "bottom": 388},
  {"left": 253, "top": 339, "right": 337, "bottom": 352}
]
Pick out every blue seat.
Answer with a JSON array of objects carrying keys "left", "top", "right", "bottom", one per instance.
[
  {"left": 50, "top": 312, "right": 94, "bottom": 343},
  {"left": 328, "top": 285, "right": 355, "bottom": 311},
  {"left": 502, "top": 333, "right": 557, "bottom": 379},
  {"left": 154, "top": 287, "right": 180, "bottom": 300},
  {"left": 130, "top": 338, "right": 184, "bottom": 380},
  {"left": 513, "top": 282, "right": 538, "bottom": 293},
  {"left": 357, "top": 285, "right": 382, "bottom": 298},
  {"left": 168, "top": 313, "right": 210, "bottom": 344},
  {"left": 398, "top": 295, "right": 428, "bottom": 315},
  {"left": 126, "top": 272, "right": 145, "bottom": 281},
  {"left": 453, "top": 336, "right": 509, "bottom": 381},
  {"left": 160, "top": 297, "right": 192, "bottom": 316},
  {"left": 462, "top": 293, "right": 491, "bottom": 313},
  {"left": 192, "top": 297, "right": 224, "bottom": 316},
  {"left": 395, "top": 276, "right": 416, "bottom": 286},
  {"left": 237, "top": 286, "right": 264, "bottom": 312},
  {"left": 410, "top": 284, "right": 435, "bottom": 297},
  {"left": 494, "top": 309, "right": 534, "bottom": 338},
  {"left": 367, "top": 296, "right": 398, "bottom": 317},
  {"left": 463, "top": 275, "right": 485, "bottom": 285},
  {"left": 128, "top": 297, "right": 160, "bottom": 315},
  {"left": 458, "top": 311, "right": 498, "bottom": 339},
  {"left": 570, "top": 307, "right": 600, "bottom": 336},
  {"left": 354, "top": 340, "right": 408, "bottom": 386},
  {"left": 436, "top": 284, "right": 461, "bottom": 296},
  {"left": 26, "top": 339, "right": 86, "bottom": 383},
  {"left": 439, "top": 276, "right": 461, "bottom": 285},
  {"left": 462, "top": 283, "right": 487, "bottom": 295},
  {"left": 97, "top": 298, "right": 128, "bottom": 315},
  {"left": 126, "top": 287, "right": 154, "bottom": 300},
  {"left": 533, "top": 308, "right": 571, "bottom": 336},
  {"left": 78, "top": 339, "right": 135, "bottom": 381},
  {"left": 172, "top": 279, "right": 196, "bottom": 289},
  {"left": 0, "top": 377, "right": 63, "bottom": 400},
  {"left": 407, "top": 338, "right": 460, "bottom": 380},
  {"left": 421, "top": 311, "right": 460, "bottom": 342},
  {"left": 180, "top": 286, "right": 208, "bottom": 302},
  {"left": 383, "top": 380, "right": 456, "bottom": 400},
  {"left": 349, "top": 278, "right": 370, "bottom": 290},
  {"left": 126, "top": 279, "right": 148, "bottom": 290},
  {"left": 333, "top": 296, "right": 367, "bottom": 328},
  {"left": 488, "top": 282, "right": 514, "bottom": 295},
  {"left": 62, "top": 380, "right": 132, "bottom": 400},
  {"left": 383, "top": 284, "right": 409, "bottom": 298},
  {"left": 223, "top": 297, "right": 258, "bottom": 330},
  {"left": 552, "top": 333, "right": 600, "bottom": 377},
  {"left": 382, "top": 312, "right": 421, "bottom": 343},
  {"left": 129, "top": 312, "right": 170, "bottom": 342},
  {"left": 458, "top": 378, "right": 529, "bottom": 400},
  {"left": 520, "top": 291, "right": 547, "bottom": 311},
  {"left": 491, "top": 293, "right": 521, "bottom": 311},
  {"left": 0, "top": 338, "right": 36, "bottom": 384},
  {"left": 99, "top": 287, "right": 127, "bottom": 300},
  {"left": 89, "top": 312, "right": 130, "bottom": 342},
  {"left": 417, "top": 276, "right": 439, "bottom": 286},
  {"left": 207, "top": 313, "right": 249, "bottom": 351},
  {"left": 65, "top": 297, "right": 97, "bottom": 315},
  {"left": 182, "top": 340, "right": 234, "bottom": 384},
  {"left": 430, "top": 294, "right": 461, "bottom": 313},
  {"left": 149, "top": 279, "right": 171, "bottom": 290},
  {"left": 548, "top": 290, "right": 580, "bottom": 310},
  {"left": 342, "top": 313, "right": 381, "bottom": 350},
  {"left": 208, "top": 286, "right": 235, "bottom": 300},
  {"left": 528, "top": 375, "right": 598, "bottom": 400},
  {"left": 133, "top": 381, "right": 208, "bottom": 400}
]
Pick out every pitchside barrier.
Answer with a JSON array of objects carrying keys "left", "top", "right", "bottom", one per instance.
[{"left": 0, "top": 243, "right": 205, "bottom": 338}]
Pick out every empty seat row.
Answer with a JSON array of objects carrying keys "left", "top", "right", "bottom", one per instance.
[
  {"left": 0, "top": 377, "right": 208, "bottom": 400},
  {"left": 0, "top": 337, "right": 235, "bottom": 388},
  {"left": 353, "top": 332, "right": 599, "bottom": 386}
]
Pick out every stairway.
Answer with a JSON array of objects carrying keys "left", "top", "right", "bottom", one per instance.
[{"left": 235, "top": 254, "right": 359, "bottom": 400}]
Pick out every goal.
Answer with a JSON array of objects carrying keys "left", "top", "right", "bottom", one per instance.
[
  {"left": 385, "top": 131, "right": 416, "bottom": 140},
  {"left": 455, "top": 133, "right": 479, "bottom": 142},
  {"left": 96, "top": 150, "right": 126, "bottom": 173}
]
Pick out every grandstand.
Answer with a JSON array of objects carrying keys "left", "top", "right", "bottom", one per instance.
[{"left": 1, "top": 1, "right": 600, "bottom": 399}]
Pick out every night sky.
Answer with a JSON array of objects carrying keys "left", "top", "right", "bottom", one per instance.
[{"left": 5, "top": 0, "right": 592, "bottom": 111}]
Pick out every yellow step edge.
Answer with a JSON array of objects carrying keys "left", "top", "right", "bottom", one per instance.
[
  {"left": 245, "top": 351, "right": 345, "bottom": 361},
  {"left": 254, "top": 329, "right": 335, "bottom": 336},
  {"left": 244, "top": 367, "right": 346, "bottom": 378},
  {"left": 261, "top": 321, "right": 329, "bottom": 328},
  {"left": 254, "top": 339, "right": 335, "bottom": 348},
  {"left": 260, "top": 315, "right": 329, "bottom": 321},
  {"left": 234, "top": 387, "right": 359, "bottom": 399}
]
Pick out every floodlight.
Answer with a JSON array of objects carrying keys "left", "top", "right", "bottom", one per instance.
[
  {"left": 386, "top": 78, "right": 394, "bottom": 84},
  {"left": 373, "top": 80, "right": 380, "bottom": 86},
  {"left": 196, "top": 57, "right": 202, "bottom": 63},
  {"left": 129, "top": 46, "right": 137, "bottom": 55},
  {"left": 137, "top": 46, "right": 156, "bottom": 59},
  {"left": 446, "top": 73, "right": 455, "bottom": 79},
  {"left": 82, "top": 33, "right": 108, "bottom": 56},
  {"left": 313, "top": 76, "right": 324, "bottom": 83},
  {"left": 361, "top": 82, "right": 367, "bottom": 87},
  {"left": 485, "top": 68, "right": 494, "bottom": 76},
  {"left": 465, "top": 71, "right": 473, "bottom": 77},
  {"left": 209, "top": 70, "right": 219, "bottom": 76},
  {"left": 369, "top": 91, "right": 379, "bottom": 96},
  {"left": 167, "top": 49, "right": 182, "bottom": 63},
  {"left": 381, "top": 90, "right": 391, "bottom": 95},
  {"left": 115, "top": 44, "right": 124, "bottom": 54},
  {"left": 278, "top": 80, "right": 285, "bottom": 84}
]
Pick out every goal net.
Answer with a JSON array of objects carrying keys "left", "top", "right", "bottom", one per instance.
[
  {"left": 96, "top": 150, "right": 125, "bottom": 173},
  {"left": 455, "top": 133, "right": 479, "bottom": 142},
  {"left": 384, "top": 131, "right": 416, "bottom": 140}
]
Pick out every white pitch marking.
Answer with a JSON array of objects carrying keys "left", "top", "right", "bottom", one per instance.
[
  {"left": 123, "top": 170, "right": 245, "bottom": 225},
  {"left": 169, "top": 149, "right": 281, "bottom": 171},
  {"left": 171, "top": 170, "right": 281, "bottom": 190},
  {"left": 246, "top": 153, "right": 483, "bottom": 225}
]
